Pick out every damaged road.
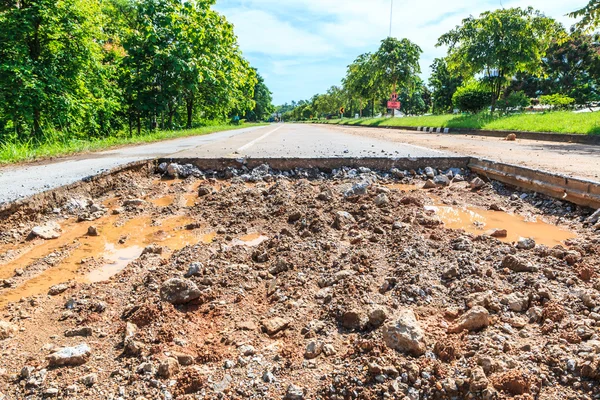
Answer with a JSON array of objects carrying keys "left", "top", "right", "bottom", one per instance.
[{"left": 0, "top": 162, "right": 599, "bottom": 399}]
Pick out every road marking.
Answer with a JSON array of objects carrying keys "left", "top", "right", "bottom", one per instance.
[{"left": 237, "top": 125, "right": 283, "bottom": 152}]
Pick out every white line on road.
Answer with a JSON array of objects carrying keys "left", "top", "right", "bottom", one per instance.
[{"left": 237, "top": 125, "right": 283, "bottom": 152}]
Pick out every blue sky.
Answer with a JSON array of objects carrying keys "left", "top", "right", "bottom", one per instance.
[{"left": 214, "top": 0, "right": 584, "bottom": 105}]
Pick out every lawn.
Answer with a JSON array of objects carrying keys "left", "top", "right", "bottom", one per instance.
[
  {"left": 320, "top": 112, "right": 600, "bottom": 135},
  {"left": 0, "top": 124, "right": 264, "bottom": 165}
]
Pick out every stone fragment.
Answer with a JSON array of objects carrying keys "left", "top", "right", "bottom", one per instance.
[
  {"left": 80, "top": 373, "right": 98, "bottom": 387},
  {"left": 284, "top": 384, "right": 305, "bottom": 400},
  {"left": 47, "top": 344, "right": 91, "bottom": 367},
  {"left": 333, "top": 211, "right": 356, "bottom": 229},
  {"left": 470, "top": 177, "right": 486, "bottom": 190},
  {"left": 160, "top": 278, "right": 201, "bottom": 305},
  {"left": 516, "top": 237, "right": 536, "bottom": 250},
  {"left": 448, "top": 306, "right": 490, "bottom": 333},
  {"left": 490, "top": 229, "right": 507, "bottom": 238},
  {"left": 501, "top": 255, "right": 537, "bottom": 272},
  {"left": 64, "top": 327, "right": 92, "bottom": 337},
  {"left": 30, "top": 222, "right": 61, "bottom": 240},
  {"left": 304, "top": 341, "right": 323, "bottom": 359},
  {"left": 433, "top": 175, "right": 450, "bottom": 186},
  {"left": 0, "top": 321, "right": 16, "bottom": 340},
  {"left": 382, "top": 309, "right": 427, "bottom": 356},
  {"left": 262, "top": 317, "right": 290, "bottom": 335},
  {"left": 423, "top": 179, "right": 437, "bottom": 189},
  {"left": 374, "top": 194, "right": 390, "bottom": 207},
  {"left": 506, "top": 133, "right": 517, "bottom": 141},
  {"left": 87, "top": 226, "right": 99, "bottom": 236},
  {"left": 157, "top": 358, "right": 179, "bottom": 378},
  {"left": 340, "top": 309, "right": 368, "bottom": 331},
  {"left": 48, "top": 283, "right": 70, "bottom": 296},
  {"left": 470, "top": 366, "right": 489, "bottom": 391}
]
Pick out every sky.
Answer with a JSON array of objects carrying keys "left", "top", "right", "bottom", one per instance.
[{"left": 214, "top": 0, "right": 584, "bottom": 105}]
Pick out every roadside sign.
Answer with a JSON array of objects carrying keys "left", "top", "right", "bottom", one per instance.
[{"left": 387, "top": 101, "right": 401, "bottom": 110}]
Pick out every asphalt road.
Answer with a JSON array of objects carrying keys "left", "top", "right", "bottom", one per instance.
[
  {"left": 0, "top": 124, "right": 453, "bottom": 204},
  {"left": 2, "top": 123, "right": 597, "bottom": 205}
]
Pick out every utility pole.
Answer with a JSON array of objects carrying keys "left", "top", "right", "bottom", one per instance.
[{"left": 389, "top": 0, "right": 393, "bottom": 37}]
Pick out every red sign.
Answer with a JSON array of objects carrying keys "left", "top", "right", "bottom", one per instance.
[{"left": 387, "top": 101, "right": 401, "bottom": 110}]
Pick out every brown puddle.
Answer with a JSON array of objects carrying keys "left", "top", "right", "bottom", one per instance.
[
  {"left": 150, "top": 196, "right": 174, "bottom": 207},
  {"left": 387, "top": 183, "right": 419, "bottom": 192},
  {"left": 0, "top": 215, "right": 202, "bottom": 308},
  {"left": 425, "top": 204, "right": 576, "bottom": 247}
]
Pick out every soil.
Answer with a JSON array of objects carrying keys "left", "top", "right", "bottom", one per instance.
[{"left": 0, "top": 163, "right": 599, "bottom": 400}]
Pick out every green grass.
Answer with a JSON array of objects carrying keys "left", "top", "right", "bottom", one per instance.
[
  {"left": 0, "top": 124, "right": 266, "bottom": 165},
  {"left": 318, "top": 111, "right": 600, "bottom": 135}
]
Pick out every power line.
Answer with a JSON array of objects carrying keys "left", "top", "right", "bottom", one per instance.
[{"left": 389, "top": 0, "right": 394, "bottom": 37}]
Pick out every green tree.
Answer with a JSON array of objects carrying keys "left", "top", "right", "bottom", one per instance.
[
  {"left": 343, "top": 53, "right": 377, "bottom": 117},
  {"left": 452, "top": 81, "right": 493, "bottom": 113},
  {"left": 429, "top": 58, "right": 462, "bottom": 114},
  {"left": 246, "top": 71, "right": 274, "bottom": 122},
  {"left": 374, "top": 37, "right": 423, "bottom": 116},
  {"left": 437, "top": 7, "right": 563, "bottom": 113},
  {"left": 569, "top": 0, "right": 600, "bottom": 32}
]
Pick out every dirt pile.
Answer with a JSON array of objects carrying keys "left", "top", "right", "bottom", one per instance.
[{"left": 0, "top": 163, "right": 598, "bottom": 399}]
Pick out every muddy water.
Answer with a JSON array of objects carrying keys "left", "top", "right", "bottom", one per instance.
[
  {"left": 426, "top": 204, "right": 575, "bottom": 247},
  {"left": 387, "top": 183, "right": 419, "bottom": 192},
  {"left": 150, "top": 196, "right": 174, "bottom": 207},
  {"left": 0, "top": 214, "right": 201, "bottom": 308}
]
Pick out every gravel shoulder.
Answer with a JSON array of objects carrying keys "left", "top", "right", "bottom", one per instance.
[{"left": 326, "top": 125, "right": 600, "bottom": 181}]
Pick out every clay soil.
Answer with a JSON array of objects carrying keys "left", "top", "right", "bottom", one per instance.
[{"left": 0, "top": 165, "right": 599, "bottom": 400}]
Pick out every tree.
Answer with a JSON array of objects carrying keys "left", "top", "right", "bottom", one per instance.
[
  {"left": 452, "top": 81, "right": 493, "bottom": 113},
  {"left": 429, "top": 58, "right": 463, "bottom": 114},
  {"left": 343, "top": 53, "right": 377, "bottom": 117},
  {"left": 569, "top": 0, "right": 600, "bottom": 32},
  {"left": 437, "top": 7, "right": 563, "bottom": 113},
  {"left": 374, "top": 37, "right": 423, "bottom": 116},
  {"left": 246, "top": 71, "right": 274, "bottom": 122}
]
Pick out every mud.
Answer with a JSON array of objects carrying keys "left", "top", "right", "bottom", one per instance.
[{"left": 0, "top": 163, "right": 598, "bottom": 400}]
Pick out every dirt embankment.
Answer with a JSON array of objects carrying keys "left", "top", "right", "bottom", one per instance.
[{"left": 0, "top": 163, "right": 599, "bottom": 399}]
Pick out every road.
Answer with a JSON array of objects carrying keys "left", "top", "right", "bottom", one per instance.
[{"left": 1, "top": 123, "right": 598, "bottom": 204}]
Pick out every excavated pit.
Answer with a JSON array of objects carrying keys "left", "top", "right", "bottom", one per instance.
[{"left": 0, "top": 161, "right": 598, "bottom": 400}]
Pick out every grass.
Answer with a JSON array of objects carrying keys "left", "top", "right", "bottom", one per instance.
[
  {"left": 318, "top": 111, "right": 600, "bottom": 135},
  {"left": 0, "top": 124, "right": 266, "bottom": 165}
]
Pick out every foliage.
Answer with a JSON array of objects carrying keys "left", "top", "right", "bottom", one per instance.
[
  {"left": 437, "top": 7, "right": 564, "bottom": 113},
  {"left": 569, "top": 0, "right": 600, "bottom": 32},
  {"left": 452, "top": 82, "right": 493, "bottom": 113},
  {"left": 429, "top": 58, "right": 463, "bottom": 114},
  {"left": 246, "top": 71, "right": 274, "bottom": 122},
  {"left": 496, "top": 91, "right": 531, "bottom": 115},
  {"left": 540, "top": 94, "right": 576, "bottom": 109},
  {"left": 343, "top": 53, "right": 377, "bottom": 117},
  {"left": 0, "top": 0, "right": 270, "bottom": 151}
]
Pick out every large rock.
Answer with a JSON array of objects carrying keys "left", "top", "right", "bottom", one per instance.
[
  {"left": 333, "top": 211, "right": 356, "bottom": 229},
  {"left": 30, "top": 222, "right": 61, "bottom": 240},
  {"left": 0, "top": 321, "right": 16, "bottom": 340},
  {"left": 470, "top": 177, "right": 486, "bottom": 190},
  {"left": 160, "top": 278, "right": 201, "bottom": 305},
  {"left": 47, "top": 344, "right": 91, "bottom": 367},
  {"left": 516, "top": 237, "right": 536, "bottom": 250},
  {"left": 448, "top": 306, "right": 490, "bottom": 333},
  {"left": 262, "top": 317, "right": 290, "bottom": 335},
  {"left": 382, "top": 309, "right": 427, "bottom": 356},
  {"left": 501, "top": 255, "right": 537, "bottom": 272},
  {"left": 284, "top": 384, "right": 305, "bottom": 400}
]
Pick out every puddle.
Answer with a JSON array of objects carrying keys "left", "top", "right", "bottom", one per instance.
[
  {"left": 201, "top": 232, "right": 217, "bottom": 244},
  {"left": 0, "top": 215, "right": 200, "bottom": 308},
  {"left": 185, "top": 194, "right": 197, "bottom": 207},
  {"left": 233, "top": 233, "right": 269, "bottom": 247},
  {"left": 87, "top": 244, "right": 143, "bottom": 283},
  {"left": 150, "top": 196, "right": 174, "bottom": 207},
  {"left": 425, "top": 204, "right": 576, "bottom": 247}
]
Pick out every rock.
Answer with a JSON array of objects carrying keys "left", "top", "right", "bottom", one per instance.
[
  {"left": 141, "top": 244, "right": 163, "bottom": 255},
  {"left": 123, "top": 199, "right": 145, "bottom": 207},
  {"left": 263, "top": 371, "right": 275, "bottom": 383},
  {"left": 501, "top": 255, "right": 537, "bottom": 272},
  {"left": 87, "top": 226, "right": 99, "bottom": 236},
  {"left": 284, "top": 384, "right": 305, "bottom": 400},
  {"left": 374, "top": 193, "right": 390, "bottom": 207},
  {"left": 368, "top": 307, "right": 388, "bottom": 328},
  {"left": 382, "top": 309, "right": 427, "bottom": 356},
  {"left": 197, "top": 186, "right": 212, "bottom": 197},
  {"left": 48, "top": 283, "right": 70, "bottom": 296},
  {"left": 47, "top": 344, "right": 91, "bottom": 367},
  {"left": 173, "top": 352, "right": 195, "bottom": 366},
  {"left": 333, "top": 211, "right": 356, "bottom": 229},
  {"left": 262, "top": 317, "right": 290, "bottom": 335},
  {"left": 64, "top": 327, "right": 92, "bottom": 337},
  {"left": 304, "top": 341, "right": 323, "bottom": 359},
  {"left": 160, "top": 278, "right": 201, "bottom": 305},
  {"left": 490, "top": 229, "right": 507, "bottom": 238},
  {"left": 424, "top": 167, "right": 436, "bottom": 178},
  {"left": 30, "top": 222, "right": 61, "bottom": 240},
  {"left": 423, "top": 179, "right": 437, "bottom": 189},
  {"left": 80, "top": 373, "right": 98, "bottom": 387},
  {"left": 516, "top": 237, "right": 536, "bottom": 250},
  {"left": 185, "top": 262, "right": 203, "bottom": 278},
  {"left": 0, "top": 321, "right": 16, "bottom": 340},
  {"left": 166, "top": 163, "right": 182, "bottom": 178},
  {"left": 448, "top": 307, "right": 490, "bottom": 333},
  {"left": 157, "top": 358, "right": 179, "bottom": 378},
  {"left": 343, "top": 181, "right": 369, "bottom": 197},
  {"left": 506, "top": 133, "right": 517, "bottom": 141},
  {"left": 340, "top": 309, "right": 368, "bottom": 331},
  {"left": 470, "top": 177, "right": 486, "bottom": 190},
  {"left": 137, "top": 362, "right": 155, "bottom": 375},
  {"left": 323, "top": 344, "right": 336, "bottom": 356},
  {"left": 470, "top": 366, "right": 489, "bottom": 391},
  {"left": 123, "top": 322, "right": 143, "bottom": 356},
  {"left": 502, "top": 293, "right": 529, "bottom": 312},
  {"left": 390, "top": 168, "right": 405, "bottom": 179},
  {"left": 433, "top": 175, "right": 450, "bottom": 187},
  {"left": 588, "top": 209, "right": 600, "bottom": 225},
  {"left": 214, "top": 374, "right": 232, "bottom": 393},
  {"left": 238, "top": 345, "right": 255, "bottom": 356}
]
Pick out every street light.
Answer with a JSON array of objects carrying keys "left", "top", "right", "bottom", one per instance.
[{"left": 389, "top": 0, "right": 393, "bottom": 37}]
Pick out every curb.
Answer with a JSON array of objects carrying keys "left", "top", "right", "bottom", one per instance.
[{"left": 318, "top": 122, "right": 600, "bottom": 145}]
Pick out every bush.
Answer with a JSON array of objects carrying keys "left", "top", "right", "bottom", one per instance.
[
  {"left": 539, "top": 94, "right": 575, "bottom": 110},
  {"left": 452, "top": 82, "right": 492, "bottom": 113},
  {"left": 497, "top": 91, "right": 531, "bottom": 115}
]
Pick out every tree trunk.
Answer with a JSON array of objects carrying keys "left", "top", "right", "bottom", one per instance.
[{"left": 186, "top": 96, "right": 194, "bottom": 129}]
